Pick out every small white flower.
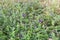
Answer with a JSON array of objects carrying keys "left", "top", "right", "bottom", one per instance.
[{"left": 48, "top": 38, "right": 52, "bottom": 40}]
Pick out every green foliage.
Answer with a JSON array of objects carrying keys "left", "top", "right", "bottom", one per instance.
[{"left": 0, "top": 0, "right": 60, "bottom": 40}]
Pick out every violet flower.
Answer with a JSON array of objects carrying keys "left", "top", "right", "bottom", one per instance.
[
  {"left": 22, "top": 13, "right": 26, "bottom": 17},
  {"left": 39, "top": 19, "right": 43, "bottom": 23}
]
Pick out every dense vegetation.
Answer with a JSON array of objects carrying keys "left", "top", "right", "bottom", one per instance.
[{"left": 0, "top": 0, "right": 60, "bottom": 40}]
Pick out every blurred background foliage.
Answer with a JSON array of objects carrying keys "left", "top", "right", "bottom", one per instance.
[{"left": 0, "top": 0, "right": 60, "bottom": 40}]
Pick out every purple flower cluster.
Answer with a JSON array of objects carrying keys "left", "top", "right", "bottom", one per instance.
[{"left": 39, "top": 19, "right": 43, "bottom": 23}]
